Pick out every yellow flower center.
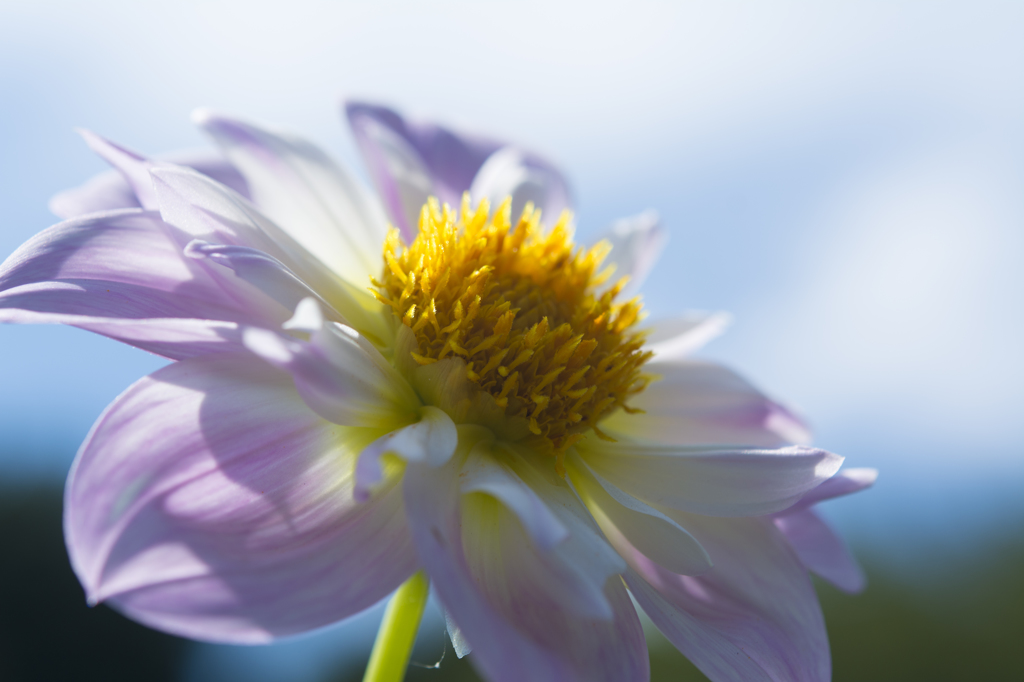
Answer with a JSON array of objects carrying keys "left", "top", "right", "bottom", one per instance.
[{"left": 374, "top": 196, "right": 652, "bottom": 472}]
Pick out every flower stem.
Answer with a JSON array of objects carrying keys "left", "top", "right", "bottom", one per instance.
[{"left": 362, "top": 570, "right": 430, "bottom": 682}]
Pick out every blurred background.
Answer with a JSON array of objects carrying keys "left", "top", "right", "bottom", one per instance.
[{"left": 1, "top": 1, "right": 1022, "bottom": 680}]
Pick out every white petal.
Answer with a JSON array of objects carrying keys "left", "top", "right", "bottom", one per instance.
[
  {"left": 786, "top": 467, "right": 879, "bottom": 513},
  {"left": 469, "top": 146, "right": 571, "bottom": 226},
  {"left": 355, "top": 406, "right": 457, "bottom": 501},
  {"left": 242, "top": 321, "right": 418, "bottom": 428},
  {"left": 195, "top": 110, "right": 388, "bottom": 286},
  {"left": 403, "top": 438, "right": 646, "bottom": 682},
  {"left": 150, "top": 164, "right": 388, "bottom": 341},
  {"left": 593, "top": 210, "right": 667, "bottom": 298},
  {"left": 184, "top": 240, "right": 345, "bottom": 324},
  {"left": 459, "top": 442, "right": 569, "bottom": 551},
  {"left": 643, "top": 311, "right": 732, "bottom": 360},
  {"left": 602, "top": 359, "right": 812, "bottom": 448},
  {"left": 567, "top": 452, "right": 712, "bottom": 576},
  {"left": 580, "top": 440, "right": 842, "bottom": 517}
]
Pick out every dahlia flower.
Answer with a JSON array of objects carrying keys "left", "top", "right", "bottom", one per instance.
[{"left": 0, "top": 101, "right": 876, "bottom": 682}]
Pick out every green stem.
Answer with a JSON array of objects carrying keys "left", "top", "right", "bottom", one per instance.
[{"left": 362, "top": 570, "right": 430, "bottom": 682}]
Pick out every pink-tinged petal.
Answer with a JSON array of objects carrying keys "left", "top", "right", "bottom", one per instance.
[
  {"left": 580, "top": 439, "right": 842, "bottom": 517},
  {"left": 468, "top": 146, "right": 572, "bottom": 226},
  {"left": 785, "top": 467, "right": 879, "bottom": 513},
  {"left": 774, "top": 509, "right": 866, "bottom": 593},
  {"left": 0, "top": 209, "right": 281, "bottom": 357},
  {"left": 567, "top": 453, "right": 712, "bottom": 576},
  {"left": 355, "top": 406, "right": 457, "bottom": 502},
  {"left": 242, "top": 321, "right": 418, "bottom": 430},
  {"left": 601, "top": 360, "right": 812, "bottom": 448},
  {"left": 195, "top": 110, "right": 388, "bottom": 285},
  {"left": 149, "top": 165, "right": 388, "bottom": 341},
  {"left": 346, "top": 101, "right": 571, "bottom": 236},
  {"left": 593, "top": 211, "right": 668, "bottom": 298},
  {"left": 50, "top": 148, "right": 249, "bottom": 220},
  {"left": 458, "top": 445, "right": 569, "bottom": 551},
  {"left": 403, "top": 435, "right": 646, "bottom": 682},
  {"left": 623, "top": 513, "right": 830, "bottom": 682},
  {"left": 643, "top": 311, "right": 732, "bottom": 360},
  {"left": 66, "top": 352, "right": 418, "bottom": 643}
]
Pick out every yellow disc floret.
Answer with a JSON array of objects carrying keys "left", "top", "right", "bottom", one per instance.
[{"left": 373, "top": 195, "right": 652, "bottom": 471}]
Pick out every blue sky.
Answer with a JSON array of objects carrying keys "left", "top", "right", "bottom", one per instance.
[{"left": 1, "top": 3, "right": 1023, "bottom": 671}]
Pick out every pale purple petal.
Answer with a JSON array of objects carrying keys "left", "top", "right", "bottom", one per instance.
[
  {"left": 195, "top": 110, "right": 388, "bottom": 284},
  {"left": 345, "top": 101, "right": 570, "bottom": 236},
  {"left": 784, "top": 467, "right": 879, "bottom": 514},
  {"left": 580, "top": 440, "right": 842, "bottom": 517},
  {"left": 403, "top": 438, "right": 645, "bottom": 682},
  {"left": 623, "top": 513, "right": 830, "bottom": 682},
  {"left": 643, "top": 311, "right": 732, "bottom": 360},
  {"left": 601, "top": 359, "right": 812, "bottom": 448},
  {"left": 50, "top": 148, "right": 249, "bottom": 220},
  {"left": 567, "top": 453, "right": 712, "bottom": 576},
  {"left": 593, "top": 211, "right": 668, "bottom": 298},
  {"left": 0, "top": 209, "right": 281, "bottom": 357},
  {"left": 355, "top": 407, "right": 457, "bottom": 501},
  {"left": 774, "top": 509, "right": 866, "bottom": 593},
  {"left": 79, "top": 130, "right": 161, "bottom": 209},
  {"left": 0, "top": 309, "right": 240, "bottom": 359},
  {"left": 66, "top": 352, "right": 417, "bottom": 643}
]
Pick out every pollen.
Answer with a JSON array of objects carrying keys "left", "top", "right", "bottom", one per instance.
[{"left": 373, "top": 195, "right": 653, "bottom": 473}]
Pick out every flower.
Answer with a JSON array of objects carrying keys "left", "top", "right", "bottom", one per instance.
[{"left": 0, "top": 101, "right": 876, "bottom": 682}]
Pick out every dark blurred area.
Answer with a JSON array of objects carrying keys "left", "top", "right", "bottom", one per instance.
[{"left": 2, "top": 485, "right": 1021, "bottom": 682}]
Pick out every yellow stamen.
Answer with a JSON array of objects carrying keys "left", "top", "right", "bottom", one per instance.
[{"left": 377, "top": 195, "right": 651, "bottom": 463}]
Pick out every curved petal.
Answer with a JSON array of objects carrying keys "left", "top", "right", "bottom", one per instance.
[
  {"left": 567, "top": 452, "right": 712, "bottom": 576},
  {"left": 0, "top": 309, "right": 240, "bottom": 359},
  {"left": 468, "top": 146, "right": 572, "bottom": 226},
  {"left": 65, "top": 352, "right": 418, "bottom": 643},
  {"left": 195, "top": 110, "right": 387, "bottom": 285},
  {"left": 355, "top": 406, "right": 457, "bottom": 501},
  {"left": 403, "top": 434, "right": 646, "bottom": 682},
  {"left": 579, "top": 440, "right": 842, "bottom": 517},
  {"left": 184, "top": 240, "right": 344, "bottom": 324},
  {"left": 79, "top": 130, "right": 161, "bottom": 209},
  {"left": 623, "top": 513, "right": 830, "bottom": 682},
  {"left": 643, "top": 311, "right": 732, "bottom": 360},
  {"left": 150, "top": 164, "right": 389, "bottom": 341},
  {"left": 774, "top": 508, "right": 865, "bottom": 593},
  {"left": 0, "top": 209, "right": 281, "bottom": 357},
  {"left": 242, "top": 320, "right": 419, "bottom": 429},
  {"left": 458, "top": 443, "right": 568, "bottom": 551},
  {"left": 601, "top": 360, "right": 812, "bottom": 448},
  {"left": 50, "top": 147, "right": 249, "bottom": 220},
  {"left": 593, "top": 210, "right": 668, "bottom": 298},
  {"left": 784, "top": 467, "right": 879, "bottom": 514},
  {"left": 346, "top": 101, "right": 571, "bottom": 236}
]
